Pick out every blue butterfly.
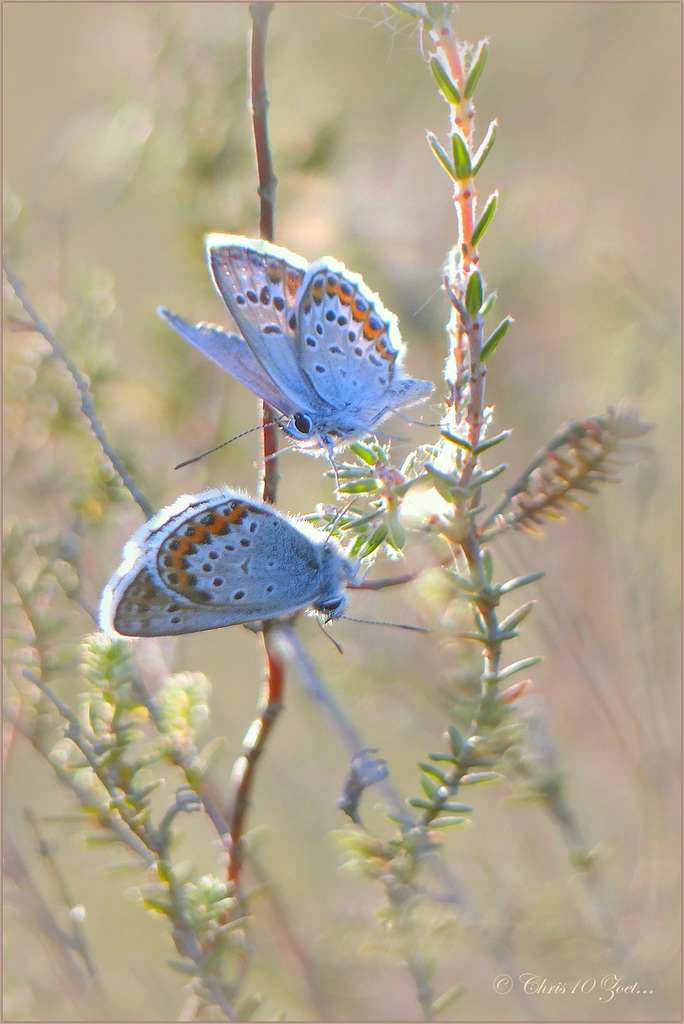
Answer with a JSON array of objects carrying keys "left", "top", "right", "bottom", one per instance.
[
  {"left": 100, "top": 487, "right": 356, "bottom": 637},
  {"left": 158, "top": 235, "right": 433, "bottom": 459}
]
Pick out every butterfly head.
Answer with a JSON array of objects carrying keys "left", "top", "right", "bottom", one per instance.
[
  {"left": 285, "top": 411, "right": 316, "bottom": 442},
  {"left": 310, "top": 544, "right": 358, "bottom": 621},
  {"left": 315, "top": 593, "right": 347, "bottom": 621},
  {"left": 281, "top": 409, "right": 360, "bottom": 455},
  {"left": 279, "top": 411, "right": 333, "bottom": 461}
]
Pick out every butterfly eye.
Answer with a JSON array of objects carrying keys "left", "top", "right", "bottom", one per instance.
[
  {"left": 319, "top": 596, "right": 343, "bottom": 614},
  {"left": 293, "top": 412, "right": 313, "bottom": 436}
]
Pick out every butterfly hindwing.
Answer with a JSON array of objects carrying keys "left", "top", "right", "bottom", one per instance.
[
  {"left": 104, "top": 566, "right": 243, "bottom": 637},
  {"left": 295, "top": 259, "right": 402, "bottom": 415}
]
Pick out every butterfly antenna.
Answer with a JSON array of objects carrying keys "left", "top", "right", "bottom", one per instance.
[
  {"left": 371, "top": 428, "right": 408, "bottom": 443},
  {"left": 351, "top": 568, "right": 419, "bottom": 590},
  {"left": 341, "top": 616, "right": 429, "bottom": 633},
  {"left": 175, "top": 424, "right": 266, "bottom": 470}
]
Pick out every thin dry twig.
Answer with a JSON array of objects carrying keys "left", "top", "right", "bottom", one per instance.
[
  {"left": 3, "top": 826, "right": 102, "bottom": 1011},
  {"left": 24, "top": 811, "right": 105, "bottom": 985},
  {"left": 250, "top": 1, "right": 277, "bottom": 244},
  {"left": 129, "top": 675, "right": 230, "bottom": 842}
]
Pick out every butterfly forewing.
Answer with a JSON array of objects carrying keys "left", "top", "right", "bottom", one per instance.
[
  {"left": 208, "top": 237, "right": 305, "bottom": 340},
  {"left": 207, "top": 235, "right": 321, "bottom": 410},
  {"left": 154, "top": 499, "right": 320, "bottom": 611}
]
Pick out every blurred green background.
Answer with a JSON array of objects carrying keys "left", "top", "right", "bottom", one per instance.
[{"left": 3, "top": 3, "right": 680, "bottom": 1021}]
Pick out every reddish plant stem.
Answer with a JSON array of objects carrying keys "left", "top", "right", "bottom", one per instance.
[
  {"left": 260, "top": 405, "right": 280, "bottom": 505},
  {"left": 460, "top": 313, "right": 486, "bottom": 488},
  {"left": 433, "top": 24, "right": 477, "bottom": 269},
  {"left": 250, "top": 2, "right": 277, "bottom": 244},
  {"left": 424, "top": 20, "right": 506, "bottom": 830},
  {"left": 431, "top": 20, "right": 488, "bottom": 478},
  {"left": 227, "top": 624, "right": 286, "bottom": 887},
  {"left": 226, "top": 7, "right": 283, "bottom": 900},
  {"left": 420, "top": 531, "right": 503, "bottom": 827},
  {"left": 250, "top": 1, "right": 280, "bottom": 506}
]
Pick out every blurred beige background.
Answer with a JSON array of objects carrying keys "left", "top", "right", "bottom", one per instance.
[{"left": 3, "top": 3, "right": 680, "bottom": 1021}]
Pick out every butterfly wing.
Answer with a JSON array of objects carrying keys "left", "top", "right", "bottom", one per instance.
[
  {"left": 295, "top": 259, "right": 433, "bottom": 427},
  {"left": 206, "top": 235, "right": 323, "bottom": 411},
  {"left": 100, "top": 490, "right": 338, "bottom": 638},
  {"left": 157, "top": 308, "right": 302, "bottom": 417},
  {"left": 101, "top": 564, "right": 246, "bottom": 637}
]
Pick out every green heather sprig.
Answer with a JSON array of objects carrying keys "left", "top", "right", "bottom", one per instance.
[{"left": 327, "top": 7, "right": 650, "bottom": 1015}]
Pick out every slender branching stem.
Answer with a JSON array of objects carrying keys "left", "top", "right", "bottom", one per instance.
[
  {"left": 419, "top": 530, "right": 504, "bottom": 826},
  {"left": 406, "top": 951, "right": 435, "bottom": 1021},
  {"left": 130, "top": 675, "right": 230, "bottom": 842},
  {"left": 5, "top": 704, "right": 156, "bottom": 867},
  {"left": 4, "top": 825, "right": 100, "bottom": 1007},
  {"left": 431, "top": 23, "right": 476, "bottom": 248},
  {"left": 25, "top": 811, "right": 104, "bottom": 985},
  {"left": 3, "top": 266, "right": 154, "bottom": 519},
  {"left": 279, "top": 628, "right": 411, "bottom": 824},
  {"left": 23, "top": 670, "right": 161, "bottom": 852}
]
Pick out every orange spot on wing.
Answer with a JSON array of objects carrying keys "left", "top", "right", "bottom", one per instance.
[
  {"left": 311, "top": 277, "right": 325, "bottom": 302},
  {"left": 363, "top": 318, "right": 385, "bottom": 342},
  {"left": 375, "top": 336, "right": 396, "bottom": 362},
  {"left": 352, "top": 297, "right": 369, "bottom": 322},
  {"left": 338, "top": 281, "right": 354, "bottom": 305},
  {"left": 286, "top": 267, "right": 303, "bottom": 300},
  {"left": 267, "top": 262, "right": 282, "bottom": 285},
  {"left": 159, "top": 502, "right": 266, "bottom": 590},
  {"left": 224, "top": 503, "right": 250, "bottom": 524}
]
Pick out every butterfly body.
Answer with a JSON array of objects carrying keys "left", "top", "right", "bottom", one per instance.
[
  {"left": 100, "top": 488, "right": 357, "bottom": 638},
  {"left": 158, "top": 235, "right": 433, "bottom": 456}
]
